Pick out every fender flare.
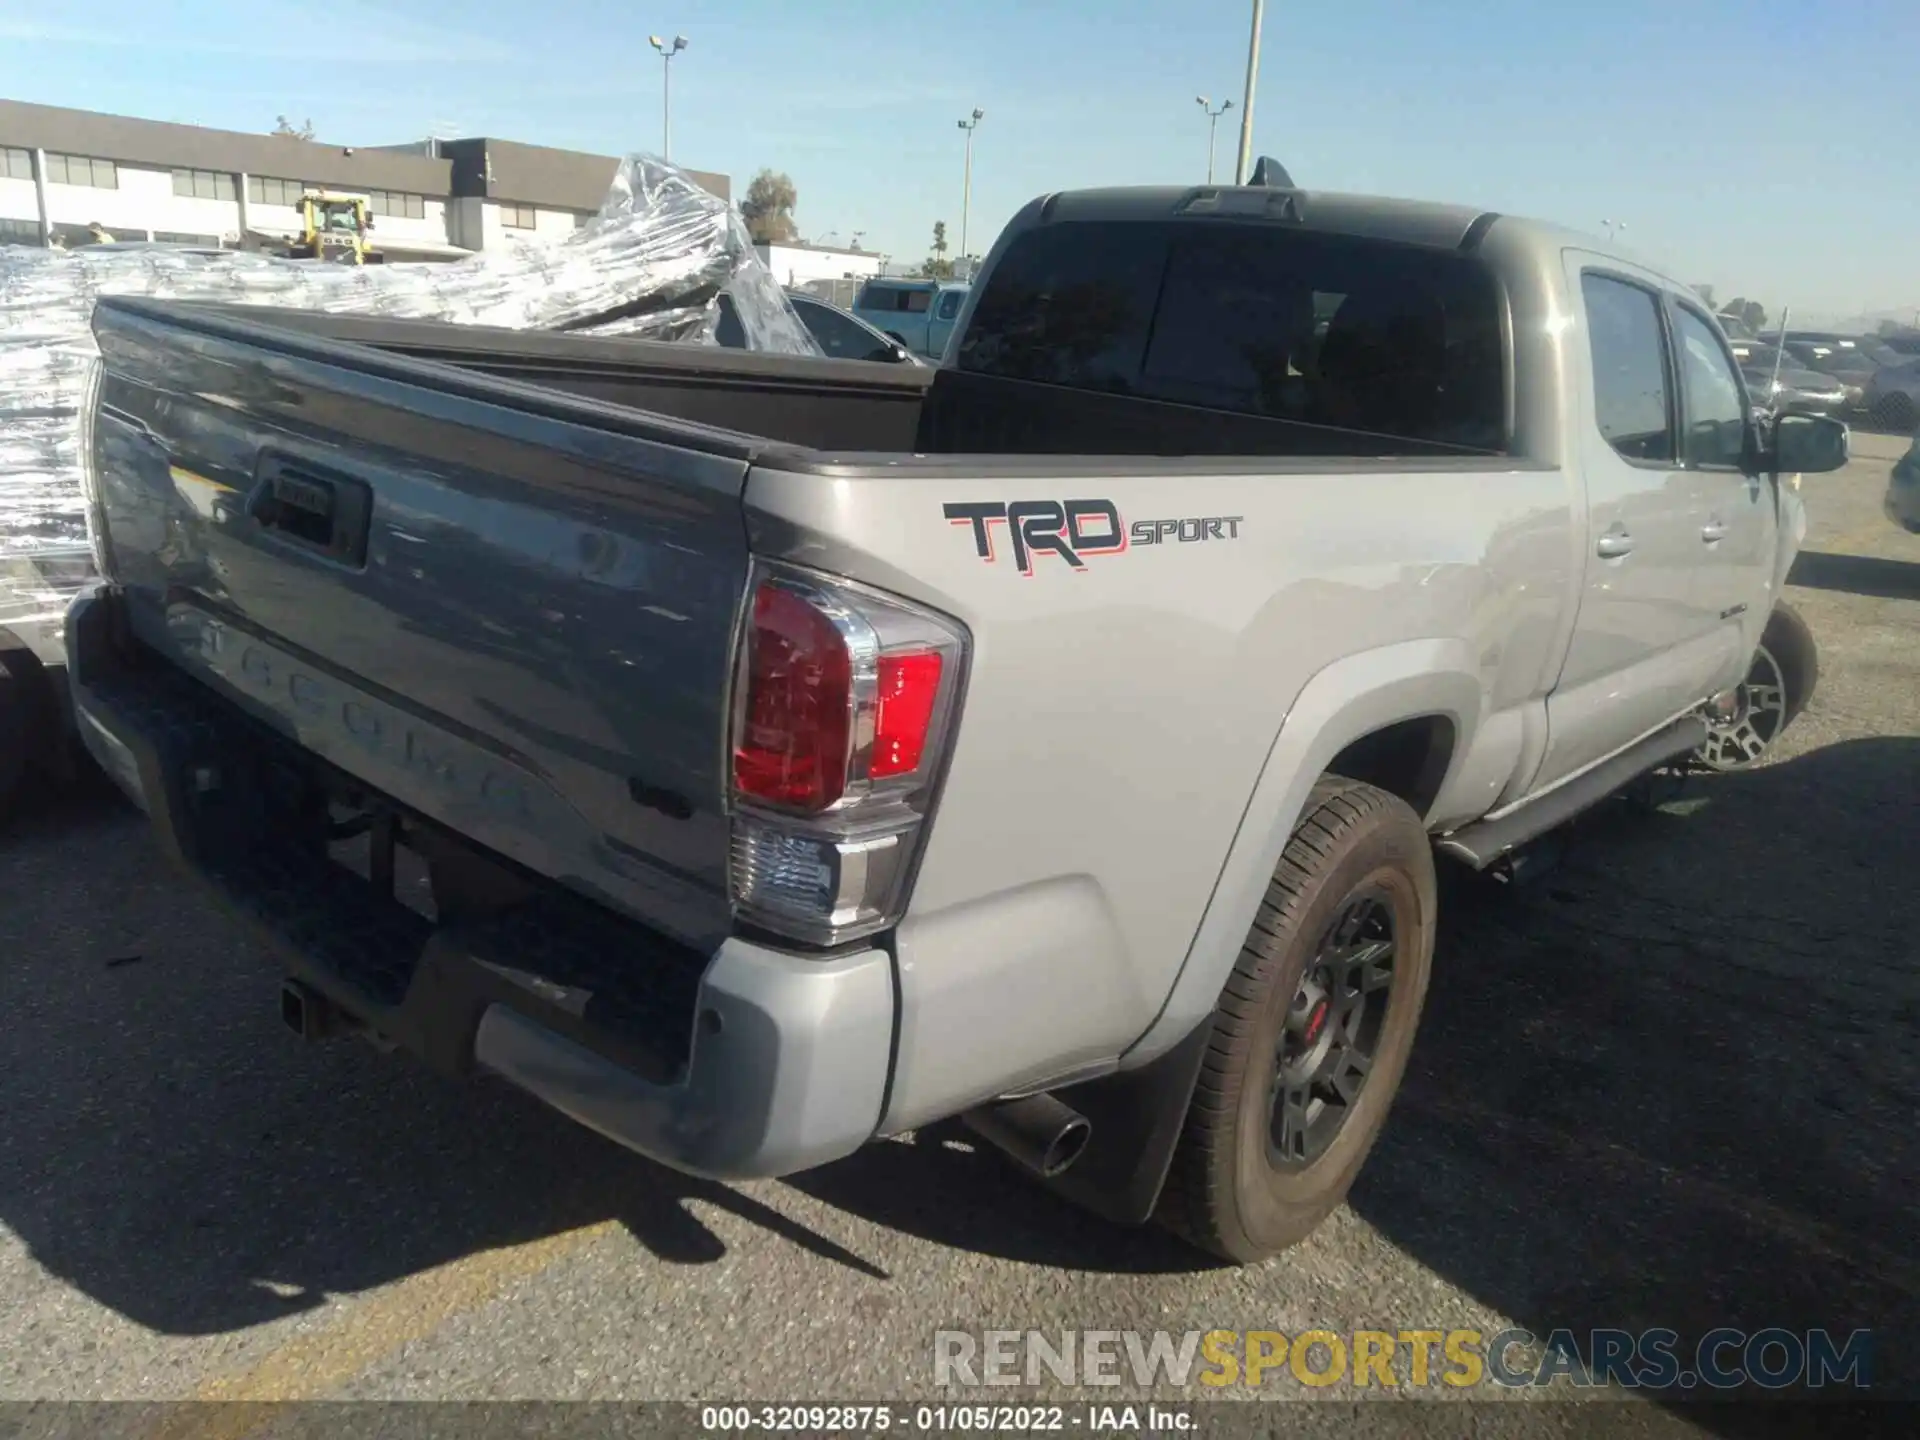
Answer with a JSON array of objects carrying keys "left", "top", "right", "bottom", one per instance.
[{"left": 1121, "top": 638, "right": 1483, "bottom": 1066}]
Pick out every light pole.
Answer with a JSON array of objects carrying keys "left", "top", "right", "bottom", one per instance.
[
  {"left": 649, "top": 34, "right": 688, "bottom": 161},
  {"left": 1601, "top": 218, "right": 1626, "bottom": 245},
  {"left": 957, "top": 108, "right": 984, "bottom": 264},
  {"left": 1196, "top": 96, "right": 1234, "bottom": 184},
  {"left": 1233, "top": 0, "right": 1266, "bottom": 185}
]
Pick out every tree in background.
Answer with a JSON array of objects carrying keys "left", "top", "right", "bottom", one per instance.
[
  {"left": 741, "top": 170, "right": 799, "bottom": 244},
  {"left": 272, "top": 116, "right": 316, "bottom": 140},
  {"left": 921, "top": 220, "right": 954, "bottom": 279},
  {"left": 1722, "top": 297, "right": 1768, "bottom": 332}
]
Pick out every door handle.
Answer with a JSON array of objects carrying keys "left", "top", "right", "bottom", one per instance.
[
  {"left": 1596, "top": 530, "right": 1634, "bottom": 559},
  {"left": 1701, "top": 520, "right": 1728, "bottom": 543}
]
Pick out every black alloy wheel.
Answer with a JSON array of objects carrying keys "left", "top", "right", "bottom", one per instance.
[{"left": 1268, "top": 891, "right": 1396, "bottom": 1168}]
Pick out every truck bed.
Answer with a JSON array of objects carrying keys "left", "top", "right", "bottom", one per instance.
[{"left": 144, "top": 300, "right": 1499, "bottom": 462}]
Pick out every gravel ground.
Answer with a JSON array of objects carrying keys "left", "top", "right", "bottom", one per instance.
[{"left": 0, "top": 439, "right": 1914, "bottom": 1432}]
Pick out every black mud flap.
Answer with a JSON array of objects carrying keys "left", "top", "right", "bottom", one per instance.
[{"left": 1035, "top": 1020, "right": 1212, "bottom": 1226}]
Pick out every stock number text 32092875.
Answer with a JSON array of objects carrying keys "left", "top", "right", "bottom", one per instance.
[{"left": 700, "top": 1403, "right": 1197, "bottom": 1433}]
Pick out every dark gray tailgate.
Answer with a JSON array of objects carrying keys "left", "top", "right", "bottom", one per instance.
[{"left": 89, "top": 297, "right": 753, "bottom": 948}]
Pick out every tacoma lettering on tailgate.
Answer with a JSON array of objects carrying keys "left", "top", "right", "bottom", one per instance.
[{"left": 169, "top": 607, "right": 533, "bottom": 819}]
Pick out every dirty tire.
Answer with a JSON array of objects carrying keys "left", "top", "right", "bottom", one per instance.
[
  {"left": 1764, "top": 600, "right": 1818, "bottom": 729},
  {"left": 0, "top": 653, "right": 26, "bottom": 818},
  {"left": 1156, "top": 776, "right": 1437, "bottom": 1264}
]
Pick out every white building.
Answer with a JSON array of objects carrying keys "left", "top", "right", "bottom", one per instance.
[
  {"left": 754, "top": 241, "right": 884, "bottom": 293},
  {"left": 0, "top": 99, "right": 730, "bottom": 259}
]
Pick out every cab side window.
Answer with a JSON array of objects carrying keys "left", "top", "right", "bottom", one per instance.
[
  {"left": 797, "top": 300, "right": 888, "bottom": 361},
  {"left": 1581, "top": 274, "right": 1674, "bottom": 463},
  {"left": 1671, "top": 306, "right": 1750, "bottom": 469}
]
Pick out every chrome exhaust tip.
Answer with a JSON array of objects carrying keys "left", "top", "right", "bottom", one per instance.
[{"left": 960, "top": 1091, "right": 1092, "bottom": 1179}]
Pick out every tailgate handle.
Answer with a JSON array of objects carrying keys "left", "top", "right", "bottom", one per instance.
[{"left": 248, "top": 456, "right": 373, "bottom": 568}]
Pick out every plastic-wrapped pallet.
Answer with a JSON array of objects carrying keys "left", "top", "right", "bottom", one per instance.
[{"left": 0, "top": 153, "right": 819, "bottom": 663}]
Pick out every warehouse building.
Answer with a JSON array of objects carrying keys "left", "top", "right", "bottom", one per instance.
[{"left": 0, "top": 99, "right": 730, "bottom": 259}]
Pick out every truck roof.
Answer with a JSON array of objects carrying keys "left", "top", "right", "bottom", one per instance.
[{"left": 1014, "top": 183, "right": 1602, "bottom": 260}]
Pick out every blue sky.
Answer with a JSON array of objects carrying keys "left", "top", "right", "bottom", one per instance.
[{"left": 3, "top": 0, "right": 1916, "bottom": 322}]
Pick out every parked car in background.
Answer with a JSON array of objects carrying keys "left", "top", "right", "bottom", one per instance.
[
  {"left": 1781, "top": 339, "right": 1897, "bottom": 415},
  {"left": 852, "top": 278, "right": 970, "bottom": 358},
  {"left": 1715, "top": 312, "right": 1759, "bottom": 341},
  {"left": 1865, "top": 356, "right": 1920, "bottom": 433},
  {"left": 716, "top": 291, "right": 923, "bottom": 366},
  {"left": 1886, "top": 432, "right": 1920, "bottom": 532},
  {"left": 1783, "top": 330, "right": 1863, "bottom": 352},
  {"left": 1728, "top": 339, "right": 1850, "bottom": 417}
]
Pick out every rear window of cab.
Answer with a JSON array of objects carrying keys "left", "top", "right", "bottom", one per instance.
[
  {"left": 857, "top": 283, "right": 935, "bottom": 314},
  {"left": 953, "top": 220, "right": 1507, "bottom": 453}
]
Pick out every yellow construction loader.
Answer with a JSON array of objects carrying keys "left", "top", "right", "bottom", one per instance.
[{"left": 240, "top": 191, "right": 384, "bottom": 264}]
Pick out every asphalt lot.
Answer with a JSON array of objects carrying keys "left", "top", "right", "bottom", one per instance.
[{"left": 1, "top": 436, "right": 1916, "bottom": 1429}]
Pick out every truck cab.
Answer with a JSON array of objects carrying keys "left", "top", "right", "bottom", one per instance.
[{"left": 852, "top": 278, "right": 969, "bottom": 359}]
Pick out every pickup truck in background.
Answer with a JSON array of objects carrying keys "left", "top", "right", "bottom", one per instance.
[
  {"left": 851, "top": 278, "right": 970, "bottom": 359},
  {"left": 68, "top": 180, "right": 1848, "bottom": 1263}
]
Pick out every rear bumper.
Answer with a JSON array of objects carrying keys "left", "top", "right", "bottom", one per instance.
[{"left": 65, "top": 585, "right": 896, "bottom": 1180}]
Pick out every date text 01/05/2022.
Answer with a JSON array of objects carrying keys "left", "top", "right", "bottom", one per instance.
[{"left": 698, "top": 1403, "right": 1196, "bottom": 1432}]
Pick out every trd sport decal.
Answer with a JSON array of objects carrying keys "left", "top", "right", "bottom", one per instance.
[{"left": 943, "top": 500, "right": 1244, "bottom": 576}]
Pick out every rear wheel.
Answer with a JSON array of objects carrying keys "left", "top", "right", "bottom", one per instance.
[
  {"left": 1156, "top": 776, "right": 1437, "bottom": 1263},
  {"left": 1694, "top": 601, "right": 1818, "bottom": 772},
  {"left": 0, "top": 654, "right": 28, "bottom": 819}
]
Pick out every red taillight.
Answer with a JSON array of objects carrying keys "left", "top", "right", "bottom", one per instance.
[
  {"left": 728, "top": 564, "right": 967, "bottom": 946},
  {"left": 732, "top": 582, "right": 852, "bottom": 812},
  {"left": 871, "top": 650, "right": 942, "bottom": 779}
]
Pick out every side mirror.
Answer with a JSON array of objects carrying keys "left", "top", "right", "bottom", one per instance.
[{"left": 1770, "top": 412, "right": 1849, "bottom": 475}]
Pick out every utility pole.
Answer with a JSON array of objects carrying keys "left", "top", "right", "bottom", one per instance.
[
  {"left": 1233, "top": 0, "right": 1266, "bottom": 185},
  {"left": 649, "top": 34, "right": 688, "bottom": 161},
  {"left": 1196, "top": 96, "right": 1234, "bottom": 184},
  {"left": 957, "top": 108, "right": 984, "bottom": 264}
]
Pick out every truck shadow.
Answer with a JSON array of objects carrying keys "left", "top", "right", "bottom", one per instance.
[
  {"left": 0, "top": 794, "right": 1196, "bottom": 1342},
  {"left": 1347, "top": 735, "right": 1920, "bottom": 1406},
  {"left": 3, "top": 738, "right": 1914, "bottom": 1373},
  {"left": 1786, "top": 550, "right": 1920, "bottom": 602}
]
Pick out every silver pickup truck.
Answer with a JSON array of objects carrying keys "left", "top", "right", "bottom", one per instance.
[{"left": 66, "top": 181, "right": 1848, "bottom": 1265}]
